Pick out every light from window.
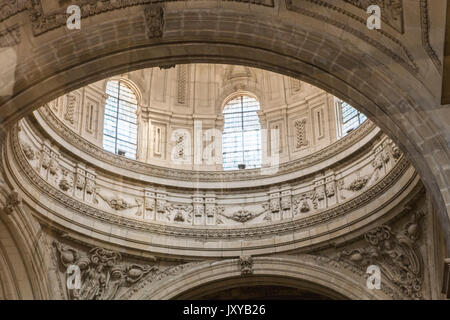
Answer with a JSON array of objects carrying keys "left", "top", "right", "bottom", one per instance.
[
  {"left": 102, "top": 80, "right": 138, "bottom": 159},
  {"left": 222, "top": 95, "right": 261, "bottom": 170},
  {"left": 337, "top": 99, "right": 367, "bottom": 137}
]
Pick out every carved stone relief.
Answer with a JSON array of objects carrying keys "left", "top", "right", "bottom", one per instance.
[
  {"left": 336, "top": 210, "right": 425, "bottom": 299},
  {"left": 2, "top": 189, "right": 20, "bottom": 215},
  {"left": 144, "top": 5, "right": 164, "bottom": 39},
  {"left": 53, "top": 241, "right": 157, "bottom": 300},
  {"left": 294, "top": 118, "right": 308, "bottom": 149},
  {"left": 239, "top": 256, "right": 253, "bottom": 275}
]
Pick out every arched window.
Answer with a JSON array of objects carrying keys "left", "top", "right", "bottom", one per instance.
[
  {"left": 102, "top": 80, "right": 138, "bottom": 159},
  {"left": 335, "top": 98, "right": 367, "bottom": 138},
  {"left": 222, "top": 95, "right": 261, "bottom": 170}
]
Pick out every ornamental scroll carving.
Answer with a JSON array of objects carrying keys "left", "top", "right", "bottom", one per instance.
[
  {"left": 53, "top": 241, "right": 157, "bottom": 300},
  {"left": 337, "top": 210, "right": 425, "bottom": 299}
]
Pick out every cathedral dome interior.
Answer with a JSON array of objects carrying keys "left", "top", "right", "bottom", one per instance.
[{"left": 0, "top": 0, "right": 449, "bottom": 302}]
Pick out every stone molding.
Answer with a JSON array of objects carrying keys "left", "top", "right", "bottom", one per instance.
[
  {"left": 8, "top": 123, "right": 415, "bottom": 239},
  {"left": 334, "top": 209, "right": 425, "bottom": 299},
  {"left": 53, "top": 240, "right": 157, "bottom": 300},
  {"left": 36, "top": 106, "right": 377, "bottom": 183},
  {"left": 136, "top": 256, "right": 392, "bottom": 299},
  {"left": 285, "top": 0, "right": 418, "bottom": 76},
  {"left": 23, "top": 0, "right": 274, "bottom": 36}
]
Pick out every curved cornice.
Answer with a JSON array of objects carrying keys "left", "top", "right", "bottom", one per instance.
[
  {"left": 7, "top": 124, "right": 416, "bottom": 243},
  {"left": 35, "top": 106, "right": 379, "bottom": 187}
]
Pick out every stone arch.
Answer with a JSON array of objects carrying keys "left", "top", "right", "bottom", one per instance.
[
  {"left": 1, "top": 4, "right": 449, "bottom": 255},
  {"left": 136, "top": 257, "right": 392, "bottom": 300}
]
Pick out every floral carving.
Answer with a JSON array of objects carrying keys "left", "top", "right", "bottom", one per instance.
[
  {"left": 53, "top": 241, "right": 157, "bottom": 300},
  {"left": 348, "top": 175, "right": 370, "bottom": 192},
  {"left": 144, "top": 5, "right": 164, "bottom": 39},
  {"left": 337, "top": 210, "right": 424, "bottom": 299}
]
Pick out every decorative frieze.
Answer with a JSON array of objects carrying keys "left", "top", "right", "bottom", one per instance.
[
  {"left": 0, "top": 24, "right": 20, "bottom": 47},
  {"left": 9, "top": 123, "right": 414, "bottom": 239}
]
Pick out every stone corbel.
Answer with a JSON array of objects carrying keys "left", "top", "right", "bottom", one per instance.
[
  {"left": 239, "top": 256, "right": 253, "bottom": 275},
  {"left": 2, "top": 190, "right": 21, "bottom": 215},
  {"left": 53, "top": 240, "right": 157, "bottom": 300}
]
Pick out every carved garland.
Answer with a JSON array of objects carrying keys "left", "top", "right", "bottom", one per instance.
[{"left": 419, "top": 0, "right": 442, "bottom": 74}]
